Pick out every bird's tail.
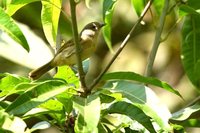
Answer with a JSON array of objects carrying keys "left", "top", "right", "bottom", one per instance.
[{"left": 29, "top": 61, "right": 54, "bottom": 80}]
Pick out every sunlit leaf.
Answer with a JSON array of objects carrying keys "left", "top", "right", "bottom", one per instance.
[
  {"left": 39, "top": 99, "right": 65, "bottom": 123},
  {"left": 102, "top": 71, "right": 182, "bottom": 98},
  {"left": 102, "top": 0, "right": 117, "bottom": 52},
  {"left": 0, "top": 7, "right": 29, "bottom": 51},
  {"left": 73, "top": 95, "right": 101, "bottom": 133},
  {"left": 181, "top": 14, "right": 200, "bottom": 88},
  {"left": 153, "top": 0, "right": 164, "bottom": 16},
  {"left": 0, "top": 0, "right": 10, "bottom": 9},
  {"left": 170, "top": 103, "right": 200, "bottom": 127},
  {"left": 6, "top": 0, "right": 40, "bottom": 16},
  {"left": 131, "top": 0, "right": 144, "bottom": 16},
  {"left": 23, "top": 108, "right": 50, "bottom": 118},
  {"left": 31, "top": 121, "right": 51, "bottom": 131},
  {"left": 105, "top": 101, "right": 156, "bottom": 133},
  {"left": 41, "top": 0, "right": 61, "bottom": 48},
  {"left": 102, "top": 81, "right": 172, "bottom": 132},
  {"left": 0, "top": 73, "right": 30, "bottom": 99},
  {"left": 5, "top": 80, "right": 69, "bottom": 115},
  {"left": 170, "top": 103, "right": 200, "bottom": 121},
  {"left": 0, "top": 110, "right": 26, "bottom": 132},
  {"left": 54, "top": 66, "right": 79, "bottom": 85}
]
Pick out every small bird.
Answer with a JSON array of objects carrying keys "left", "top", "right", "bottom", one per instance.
[{"left": 29, "top": 22, "right": 105, "bottom": 80}]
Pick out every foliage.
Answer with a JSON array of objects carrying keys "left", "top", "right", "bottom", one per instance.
[{"left": 0, "top": 0, "right": 200, "bottom": 132}]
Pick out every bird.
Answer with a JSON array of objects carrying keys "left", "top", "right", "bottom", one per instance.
[{"left": 29, "top": 22, "right": 105, "bottom": 80}]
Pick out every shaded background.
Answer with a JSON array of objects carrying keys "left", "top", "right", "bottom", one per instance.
[{"left": 0, "top": 0, "right": 199, "bottom": 132}]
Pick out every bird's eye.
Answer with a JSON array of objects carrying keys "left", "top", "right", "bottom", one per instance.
[{"left": 92, "top": 25, "right": 97, "bottom": 30}]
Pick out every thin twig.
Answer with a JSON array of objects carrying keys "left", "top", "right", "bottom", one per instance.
[
  {"left": 144, "top": 0, "right": 169, "bottom": 77},
  {"left": 88, "top": 0, "right": 153, "bottom": 91},
  {"left": 160, "top": 17, "right": 182, "bottom": 42},
  {"left": 69, "top": 0, "right": 87, "bottom": 95},
  {"left": 185, "top": 96, "right": 200, "bottom": 107}
]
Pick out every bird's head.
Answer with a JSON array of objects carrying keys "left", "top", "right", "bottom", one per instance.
[{"left": 80, "top": 22, "right": 105, "bottom": 40}]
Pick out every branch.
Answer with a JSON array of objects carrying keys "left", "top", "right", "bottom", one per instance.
[
  {"left": 144, "top": 0, "right": 169, "bottom": 77},
  {"left": 88, "top": 0, "right": 153, "bottom": 91},
  {"left": 160, "top": 18, "right": 182, "bottom": 42},
  {"left": 69, "top": 0, "right": 87, "bottom": 95}
]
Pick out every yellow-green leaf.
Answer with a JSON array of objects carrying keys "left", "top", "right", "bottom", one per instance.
[
  {"left": 0, "top": 7, "right": 29, "bottom": 51},
  {"left": 41, "top": 0, "right": 61, "bottom": 48}
]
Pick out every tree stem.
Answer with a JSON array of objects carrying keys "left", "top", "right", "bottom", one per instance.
[
  {"left": 144, "top": 0, "right": 169, "bottom": 77},
  {"left": 69, "top": 0, "right": 87, "bottom": 95}
]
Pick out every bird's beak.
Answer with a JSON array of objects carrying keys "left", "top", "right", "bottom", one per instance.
[{"left": 100, "top": 23, "right": 106, "bottom": 28}]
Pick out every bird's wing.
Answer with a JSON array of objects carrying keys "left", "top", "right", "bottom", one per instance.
[
  {"left": 55, "top": 38, "right": 83, "bottom": 57},
  {"left": 56, "top": 39, "right": 73, "bottom": 54}
]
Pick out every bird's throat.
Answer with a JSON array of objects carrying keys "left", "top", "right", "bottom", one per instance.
[{"left": 81, "top": 29, "right": 96, "bottom": 40}]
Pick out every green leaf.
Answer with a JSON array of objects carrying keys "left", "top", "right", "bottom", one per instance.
[
  {"left": 153, "top": 0, "right": 164, "bottom": 16},
  {"left": 102, "top": 81, "right": 172, "bottom": 132},
  {"left": 171, "top": 124, "right": 185, "bottom": 132},
  {"left": 102, "top": 71, "right": 182, "bottom": 98},
  {"left": 0, "top": 7, "right": 29, "bottom": 51},
  {"left": 172, "top": 119, "right": 200, "bottom": 127},
  {"left": 73, "top": 95, "right": 101, "bottom": 133},
  {"left": 103, "top": 81, "right": 147, "bottom": 104},
  {"left": 131, "top": 0, "right": 144, "bottom": 16},
  {"left": 170, "top": 103, "right": 200, "bottom": 121},
  {"left": 56, "top": 91, "right": 74, "bottom": 114},
  {"left": 0, "top": 129, "right": 13, "bottom": 133},
  {"left": 97, "top": 123, "right": 108, "bottom": 133},
  {"left": 0, "top": 73, "right": 30, "bottom": 99},
  {"left": 124, "top": 127, "right": 140, "bottom": 133},
  {"left": 0, "top": 0, "right": 10, "bottom": 10},
  {"left": 105, "top": 101, "right": 156, "bottom": 133},
  {"left": 188, "top": 0, "right": 200, "bottom": 10},
  {"left": 23, "top": 107, "right": 50, "bottom": 118},
  {"left": 54, "top": 66, "right": 79, "bottom": 86},
  {"left": 58, "top": 12, "right": 72, "bottom": 36},
  {"left": 41, "top": 0, "right": 61, "bottom": 48},
  {"left": 40, "top": 99, "right": 63, "bottom": 112},
  {"left": 170, "top": 103, "right": 200, "bottom": 127},
  {"left": 5, "top": 80, "right": 69, "bottom": 115},
  {"left": 181, "top": 14, "right": 200, "bottom": 88},
  {"left": 102, "top": 0, "right": 117, "bottom": 52},
  {"left": 39, "top": 99, "right": 65, "bottom": 123},
  {"left": 6, "top": 0, "right": 40, "bottom": 16},
  {"left": 99, "top": 93, "right": 115, "bottom": 103},
  {"left": 179, "top": 5, "right": 200, "bottom": 17},
  {"left": 0, "top": 110, "right": 26, "bottom": 132},
  {"left": 0, "top": 101, "right": 10, "bottom": 109}
]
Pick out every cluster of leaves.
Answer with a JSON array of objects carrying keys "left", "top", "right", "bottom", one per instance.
[
  {"left": 0, "top": 70, "right": 183, "bottom": 132},
  {"left": 0, "top": 0, "right": 200, "bottom": 132}
]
